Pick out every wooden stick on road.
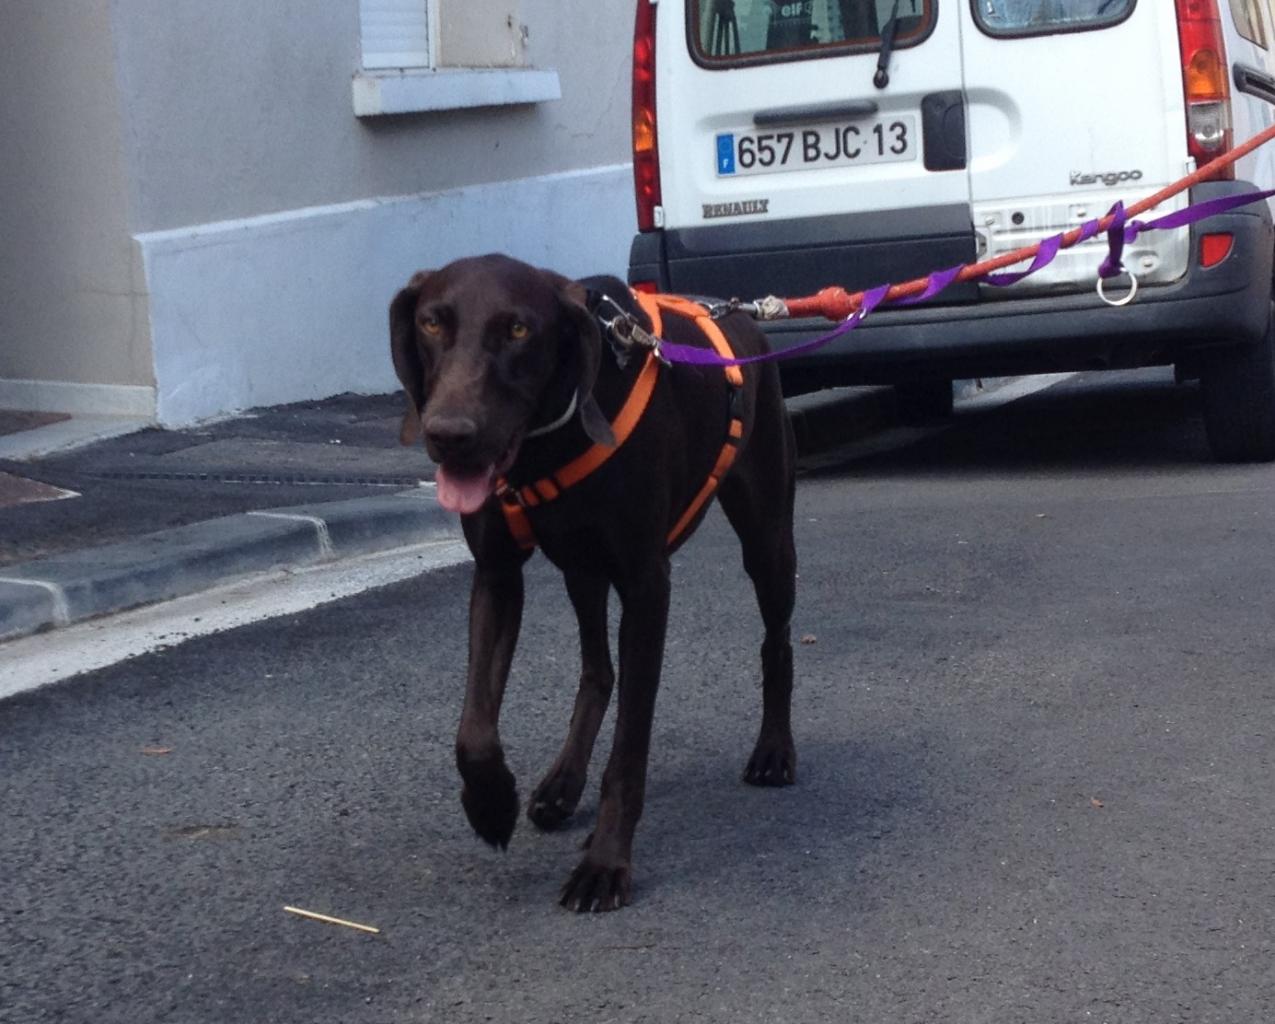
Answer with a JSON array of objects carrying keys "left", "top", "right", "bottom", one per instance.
[{"left": 283, "top": 905, "right": 381, "bottom": 935}]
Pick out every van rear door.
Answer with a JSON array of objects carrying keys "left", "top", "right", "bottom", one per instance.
[
  {"left": 959, "top": 1, "right": 1190, "bottom": 295},
  {"left": 654, "top": 1, "right": 972, "bottom": 299}
]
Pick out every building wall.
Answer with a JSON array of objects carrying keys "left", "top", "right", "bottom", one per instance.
[
  {"left": 119, "top": 0, "right": 639, "bottom": 424},
  {"left": 108, "top": 0, "right": 633, "bottom": 232},
  {"left": 1, "top": 0, "right": 637, "bottom": 423},
  {"left": 0, "top": 0, "right": 154, "bottom": 412}
]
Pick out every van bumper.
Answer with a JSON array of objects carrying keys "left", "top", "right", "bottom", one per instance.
[{"left": 629, "top": 183, "right": 1274, "bottom": 392}]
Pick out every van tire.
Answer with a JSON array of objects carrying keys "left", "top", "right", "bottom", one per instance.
[
  {"left": 895, "top": 379, "right": 954, "bottom": 422},
  {"left": 1201, "top": 303, "right": 1275, "bottom": 463}
]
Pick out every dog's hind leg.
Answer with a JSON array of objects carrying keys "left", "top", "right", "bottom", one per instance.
[
  {"left": 560, "top": 561, "right": 671, "bottom": 911},
  {"left": 718, "top": 409, "right": 798, "bottom": 787},
  {"left": 529, "top": 569, "right": 615, "bottom": 831}
]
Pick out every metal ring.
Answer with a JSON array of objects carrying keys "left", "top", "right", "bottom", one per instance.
[{"left": 1096, "top": 269, "right": 1138, "bottom": 307}]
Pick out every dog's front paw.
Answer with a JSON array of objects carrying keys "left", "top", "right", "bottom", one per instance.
[
  {"left": 743, "top": 733, "right": 797, "bottom": 787},
  {"left": 559, "top": 855, "right": 632, "bottom": 913},
  {"left": 458, "top": 753, "right": 519, "bottom": 849},
  {"left": 528, "top": 766, "right": 586, "bottom": 831}
]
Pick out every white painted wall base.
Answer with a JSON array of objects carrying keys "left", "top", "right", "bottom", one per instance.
[
  {"left": 0, "top": 377, "right": 156, "bottom": 419},
  {"left": 136, "top": 164, "right": 636, "bottom": 427}
]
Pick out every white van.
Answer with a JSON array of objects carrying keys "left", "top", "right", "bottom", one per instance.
[{"left": 627, "top": 0, "right": 1275, "bottom": 460}]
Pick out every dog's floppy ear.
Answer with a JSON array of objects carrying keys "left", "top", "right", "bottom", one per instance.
[
  {"left": 554, "top": 279, "right": 617, "bottom": 448},
  {"left": 389, "top": 271, "right": 432, "bottom": 445}
]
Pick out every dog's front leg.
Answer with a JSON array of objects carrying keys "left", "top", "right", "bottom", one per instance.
[
  {"left": 559, "top": 563, "right": 670, "bottom": 912},
  {"left": 456, "top": 561, "right": 524, "bottom": 849}
]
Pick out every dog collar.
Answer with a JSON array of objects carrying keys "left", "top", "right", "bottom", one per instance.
[
  {"left": 497, "top": 290, "right": 745, "bottom": 553},
  {"left": 497, "top": 349, "right": 660, "bottom": 549},
  {"left": 525, "top": 390, "right": 580, "bottom": 440}
]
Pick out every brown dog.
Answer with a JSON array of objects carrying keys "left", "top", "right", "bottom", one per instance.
[{"left": 390, "top": 254, "right": 797, "bottom": 911}]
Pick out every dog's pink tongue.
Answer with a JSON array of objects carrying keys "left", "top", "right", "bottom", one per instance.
[{"left": 435, "top": 464, "right": 498, "bottom": 514}]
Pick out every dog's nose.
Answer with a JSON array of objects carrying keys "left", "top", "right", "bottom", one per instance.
[{"left": 424, "top": 414, "right": 479, "bottom": 458}]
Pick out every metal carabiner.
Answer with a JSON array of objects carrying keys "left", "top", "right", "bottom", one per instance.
[
  {"left": 1096, "top": 267, "right": 1139, "bottom": 307},
  {"left": 595, "top": 293, "right": 667, "bottom": 367}
]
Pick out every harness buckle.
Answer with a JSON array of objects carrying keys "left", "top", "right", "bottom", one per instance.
[{"left": 495, "top": 479, "right": 526, "bottom": 509}]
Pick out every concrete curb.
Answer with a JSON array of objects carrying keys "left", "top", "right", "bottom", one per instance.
[
  {"left": 0, "top": 488, "right": 460, "bottom": 642},
  {"left": 0, "top": 385, "right": 922, "bottom": 645}
]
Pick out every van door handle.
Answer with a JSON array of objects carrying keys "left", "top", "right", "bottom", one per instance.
[
  {"left": 753, "top": 100, "right": 880, "bottom": 127},
  {"left": 1234, "top": 63, "right": 1275, "bottom": 106}
]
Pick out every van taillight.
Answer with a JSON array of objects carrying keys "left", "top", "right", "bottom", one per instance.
[
  {"left": 632, "top": 0, "right": 662, "bottom": 232},
  {"left": 1176, "top": 0, "right": 1234, "bottom": 179},
  {"left": 1200, "top": 232, "right": 1234, "bottom": 267}
]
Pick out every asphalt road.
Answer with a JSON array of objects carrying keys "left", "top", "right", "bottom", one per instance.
[{"left": 4, "top": 370, "right": 1274, "bottom": 1023}]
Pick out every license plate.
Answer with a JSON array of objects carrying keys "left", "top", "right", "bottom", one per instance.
[{"left": 715, "top": 116, "right": 917, "bottom": 177}]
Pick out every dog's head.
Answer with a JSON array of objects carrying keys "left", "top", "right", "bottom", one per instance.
[{"left": 390, "top": 254, "right": 615, "bottom": 514}]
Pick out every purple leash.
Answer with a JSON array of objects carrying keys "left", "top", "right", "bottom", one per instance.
[{"left": 652, "top": 187, "right": 1275, "bottom": 370}]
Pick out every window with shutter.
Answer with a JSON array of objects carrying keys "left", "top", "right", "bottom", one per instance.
[
  {"left": 352, "top": 0, "right": 560, "bottom": 115},
  {"left": 360, "top": 0, "right": 431, "bottom": 69}
]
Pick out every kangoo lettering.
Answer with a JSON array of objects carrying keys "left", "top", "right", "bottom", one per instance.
[{"left": 1070, "top": 169, "right": 1144, "bottom": 188}]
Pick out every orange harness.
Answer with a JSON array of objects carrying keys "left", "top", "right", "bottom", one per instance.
[{"left": 497, "top": 292, "right": 745, "bottom": 551}]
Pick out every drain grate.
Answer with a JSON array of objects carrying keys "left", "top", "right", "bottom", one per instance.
[{"left": 92, "top": 470, "right": 428, "bottom": 488}]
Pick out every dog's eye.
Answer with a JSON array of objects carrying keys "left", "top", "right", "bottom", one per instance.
[
  {"left": 419, "top": 314, "right": 442, "bottom": 336},
  {"left": 509, "top": 321, "right": 530, "bottom": 341}
]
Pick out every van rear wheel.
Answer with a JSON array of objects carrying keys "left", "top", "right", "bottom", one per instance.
[{"left": 1200, "top": 302, "right": 1275, "bottom": 462}]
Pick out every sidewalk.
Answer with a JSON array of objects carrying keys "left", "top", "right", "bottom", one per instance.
[{"left": 0, "top": 386, "right": 897, "bottom": 643}]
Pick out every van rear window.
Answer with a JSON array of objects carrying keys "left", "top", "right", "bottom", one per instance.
[
  {"left": 973, "top": 0, "right": 1135, "bottom": 37},
  {"left": 689, "top": 0, "right": 934, "bottom": 65},
  {"left": 1229, "top": 0, "right": 1268, "bottom": 48}
]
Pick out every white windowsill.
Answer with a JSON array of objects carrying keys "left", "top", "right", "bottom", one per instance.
[{"left": 352, "top": 66, "right": 561, "bottom": 117}]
